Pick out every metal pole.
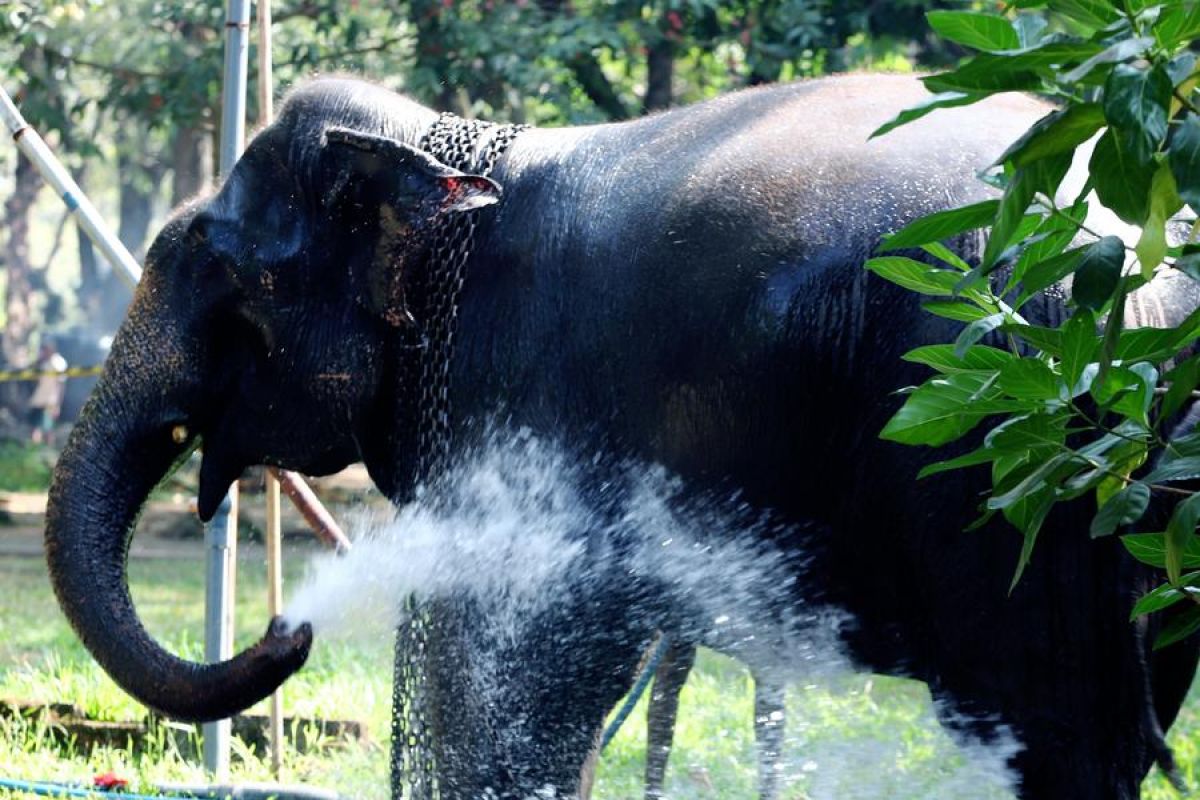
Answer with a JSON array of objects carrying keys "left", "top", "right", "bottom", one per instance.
[
  {"left": 0, "top": 87, "right": 141, "bottom": 288},
  {"left": 256, "top": 0, "right": 284, "bottom": 777},
  {"left": 204, "top": 0, "right": 252, "bottom": 778},
  {"left": 201, "top": 491, "right": 238, "bottom": 777}
]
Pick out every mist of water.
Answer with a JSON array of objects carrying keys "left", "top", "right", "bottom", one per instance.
[{"left": 281, "top": 432, "right": 1020, "bottom": 798}]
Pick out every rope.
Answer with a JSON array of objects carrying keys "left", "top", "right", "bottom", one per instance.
[
  {"left": 0, "top": 366, "right": 102, "bottom": 382},
  {"left": 600, "top": 634, "right": 672, "bottom": 751}
]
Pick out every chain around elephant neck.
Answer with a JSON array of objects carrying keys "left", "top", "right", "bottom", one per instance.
[
  {"left": 393, "top": 111, "right": 525, "bottom": 800},
  {"left": 414, "top": 112, "right": 526, "bottom": 481}
]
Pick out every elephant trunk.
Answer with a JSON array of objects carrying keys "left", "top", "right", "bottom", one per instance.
[{"left": 44, "top": 279, "right": 311, "bottom": 723}]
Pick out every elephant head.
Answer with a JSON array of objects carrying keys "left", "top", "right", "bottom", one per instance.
[{"left": 44, "top": 111, "right": 500, "bottom": 722}]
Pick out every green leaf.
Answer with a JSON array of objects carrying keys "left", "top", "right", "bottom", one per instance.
[
  {"left": 1123, "top": 531, "right": 1200, "bottom": 569},
  {"left": 1115, "top": 325, "right": 1187, "bottom": 363},
  {"left": 880, "top": 371, "right": 1018, "bottom": 446},
  {"left": 927, "top": 11, "right": 1021, "bottom": 52},
  {"left": 1060, "top": 36, "right": 1155, "bottom": 84},
  {"left": 1060, "top": 309, "right": 1097, "bottom": 387},
  {"left": 989, "top": 452, "right": 1073, "bottom": 510},
  {"left": 1011, "top": 203, "right": 1089, "bottom": 293},
  {"left": 986, "top": 412, "right": 1069, "bottom": 455},
  {"left": 984, "top": 169, "right": 1039, "bottom": 269},
  {"left": 1008, "top": 487, "right": 1057, "bottom": 591},
  {"left": 1154, "top": 3, "right": 1200, "bottom": 50},
  {"left": 1017, "top": 245, "right": 1088, "bottom": 305},
  {"left": 922, "top": 242, "right": 972, "bottom": 272},
  {"left": 1163, "top": 356, "right": 1200, "bottom": 421},
  {"left": 1131, "top": 575, "right": 1200, "bottom": 618},
  {"left": 1169, "top": 114, "right": 1200, "bottom": 212},
  {"left": 1154, "top": 604, "right": 1200, "bottom": 650},
  {"left": 1116, "top": 363, "right": 1159, "bottom": 425},
  {"left": 1145, "top": 456, "right": 1200, "bottom": 484},
  {"left": 1014, "top": 12, "right": 1050, "bottom": 48},
  {"left": 1163, "top": 431, "right": 1200, "bottom": 461},
  {"left": 921, "top": 299, "right": 993, "bottom": 322},
  {"left": 1091, "top": 482, "right": 1151, "bottom": 538},
  {"left": 1104, "top": 64, "right": 1172, "bottom": 164},
  {"left": 1072, "top": 236, "right": 1126, "bottom": 310},
  {"left": 903, "top": 344, "right": 1014, "bottom": 373},
  {"left": 923, "top": 40, "right": 1104, "bottom": 94},
  {"left": 997, "top": 358, "right": 1061, "bottom": 400},
  {"left": 1176, "top": 252, "right": 1200, "bottom": 282},
  {"left": 996, "top": 104, "right": 1105, "bottom": 168},
  {"left": 879, "top": 200, "right": 1000, "bottom": 252},
  {"left": 865, "top": 257, "right": 965, "bottom": 296},
  {"left": 1137, "top": 163, "right": 1184, "bottom": 277},
  {"left": 870, "top": 92, "right": 986, "bottom": 139},
  {"left": 1168, "top": 52, "right": 1198, "bottom": 88},
  {"left": 1005, "top": 323, "right": 1064, "bottom": 355},
  {"left": 1047, "top": 0, "right": 1120, "bottom": 28},
  {"left": 1091, "top": 128, "right": 1157, "bottom": 225},
  {"left": 1169, "top": 494, "right": 1200, "bottom": 584},
  {"left": 955, "top": 312, "right": 1007, "bottom": 357},
  {"left": 918, "top": 445, "right": 998, "bottom": 479}
]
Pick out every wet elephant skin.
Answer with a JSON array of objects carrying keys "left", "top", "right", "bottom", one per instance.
[{"left": 44, "top": 73, "right": 1200, "bottom": 799}]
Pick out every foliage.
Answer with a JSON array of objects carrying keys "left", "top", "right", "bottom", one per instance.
[{"left": 869, "top": 1, "right": 1200, "bottom": 642}]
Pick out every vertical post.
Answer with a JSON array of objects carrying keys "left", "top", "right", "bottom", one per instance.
[
  {"left": 256, "top": 0, "right": 284, "bottom": 777},
  {"left": 202, "top": 491, "right": 239, "bottom": 777},
  {"left": 204, "top": 0, "right": 251, "bottom": 779},
  {"left": 265, "top": 472, "right": 284, "bottom": 775},
  {"left": 257, "top": 0, "right": 274, "bottom": 124}
]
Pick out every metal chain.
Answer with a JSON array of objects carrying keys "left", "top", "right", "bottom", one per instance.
[
  {"left": 392, "top": 112, "right": 526, "bottom": 800},
  {"left": 416, "top": 113, "right": 527, "bottom": 480}
]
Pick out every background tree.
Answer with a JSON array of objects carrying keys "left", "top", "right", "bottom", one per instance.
[{"left": 0, "top": 0, "right": 949, "bottom": 398}]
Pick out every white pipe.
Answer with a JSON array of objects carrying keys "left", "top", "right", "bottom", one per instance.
[
  {"left": 257, "top": 0, "right": 285, "bottom": 777},
  {"left": 205, "top": 0, "right": 253, "bottom": 778},
  {"left": 0, "top": 86, "right": 141, "bottom": 288}
]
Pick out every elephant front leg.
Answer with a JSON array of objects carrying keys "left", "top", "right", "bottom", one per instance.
[
  {"left": 752, "top": 673, "right": 786, "bottom": 800},
  {"left": 645, "top": 638, "right": 697, "bottom": 799}
]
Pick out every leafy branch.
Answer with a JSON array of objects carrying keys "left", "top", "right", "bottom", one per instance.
[{"left": 869, "top": 0, "right": 1200, "bottom": 648}]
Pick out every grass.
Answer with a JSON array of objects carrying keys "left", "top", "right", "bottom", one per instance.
[
  {"left": 0, "top": 546, "right": 1196, "bottom": 799},
  {"left": 0, "top": 442, "right": 54, "bottom": 494}
]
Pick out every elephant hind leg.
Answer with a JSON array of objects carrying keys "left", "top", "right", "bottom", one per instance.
[
  {"left": 752, "top": 674, "right": 786, "bottom": 800},
  {"left": 645, "top": 638, "right": 698, "bottom": 799}
]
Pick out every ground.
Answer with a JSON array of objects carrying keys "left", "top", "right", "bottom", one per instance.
[{"left": 0, "top": 473, "right": 1195, "bottom": 799}]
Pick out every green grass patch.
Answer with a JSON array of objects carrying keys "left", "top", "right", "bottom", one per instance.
[
  {"left": 0, "top": 442, "right": 53, "bottom": 494},
  {"left": 0, "top": 548, "right": 1195, "bottom": 798}
]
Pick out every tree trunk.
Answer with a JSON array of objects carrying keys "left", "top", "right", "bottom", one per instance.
[
  {"left": 171, "top": 124, "right": 214, "bottom": 207},
  {"left": 4, "top": 151, "right": 42, "bottom": 369},
  {"left": 644, "top": 29, "right": 675, "bottom": 113}
]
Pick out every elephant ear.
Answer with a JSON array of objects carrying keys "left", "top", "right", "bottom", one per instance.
[
  {"left": 321, "top": 127, "right": 502, "bottom": 215},
  {"left": 190, "top": 128, "right": 502, "bottom": 276},
  {"left": 190, "top": 140, "right": 308, "bottom": 272}
]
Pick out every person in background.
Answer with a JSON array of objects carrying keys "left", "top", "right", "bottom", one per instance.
[{"left": 28, "top": 340, "right": 67, "bottom": 445}]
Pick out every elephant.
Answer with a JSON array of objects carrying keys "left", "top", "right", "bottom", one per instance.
[{"left": 44, "top": 72, "right": 1200, "bottom": 799}]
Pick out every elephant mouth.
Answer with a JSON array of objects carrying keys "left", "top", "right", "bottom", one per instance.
[{"left": 193, "top": 421, "right": 362, "bottom": 522}]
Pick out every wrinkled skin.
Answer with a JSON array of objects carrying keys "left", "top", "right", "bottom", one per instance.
[{"left": 46, "top": 74, "right": 1200, "bottom": 799}]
